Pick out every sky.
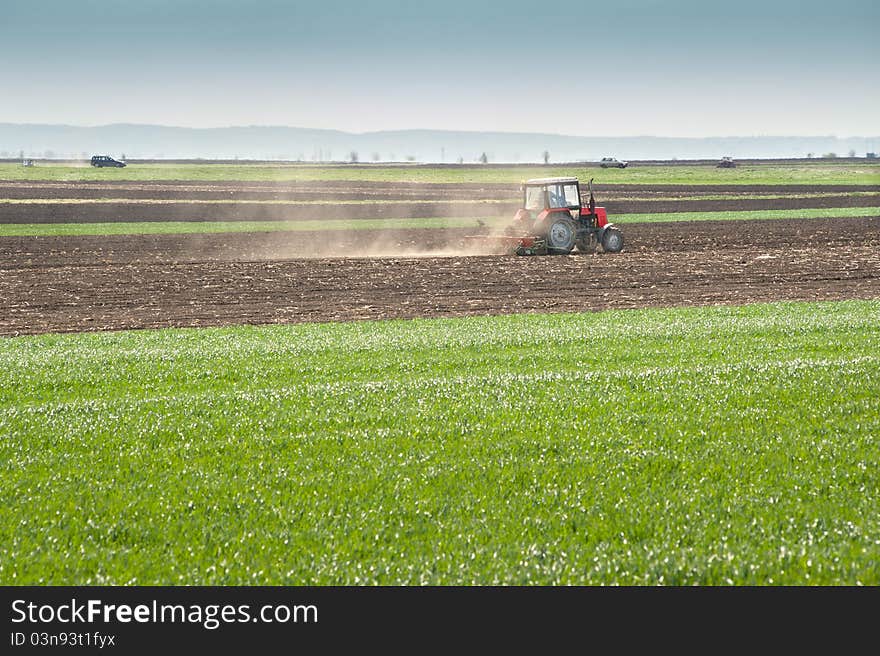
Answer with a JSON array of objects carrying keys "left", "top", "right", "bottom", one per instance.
[{"left": 1, "top": 0, "right": 877, "bottom": 137}]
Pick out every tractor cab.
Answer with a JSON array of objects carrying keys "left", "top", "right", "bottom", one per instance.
[{"left": 523, "top": 177, "right": 582, "bottom": 214}]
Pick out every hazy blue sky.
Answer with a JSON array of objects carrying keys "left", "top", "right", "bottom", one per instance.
[{"left": 2, "top": 0, "right": 877, "bottom": 136}]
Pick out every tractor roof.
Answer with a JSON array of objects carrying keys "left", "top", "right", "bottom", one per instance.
[{"left": 524, "top": 177, "right": 579, "bottom": 185}]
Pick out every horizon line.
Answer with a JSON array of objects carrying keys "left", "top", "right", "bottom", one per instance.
[{"left": 1, "top": 122, "right": 876, "bottom": 140}]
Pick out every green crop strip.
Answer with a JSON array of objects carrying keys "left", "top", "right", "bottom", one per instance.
[
  {"left": 604, "top": 191, "right": 880, "bottom": 201},
  {"left": 0, "top": 206, "right": 877, "bottom": 236},
  {"left": 0, "top": 198, "right": 512, "bottom": 205},
  {"left": 1, "top": 191, "right": 879, "bottom": 205},
  {"left": 1, "top": 300, "right": 878, "bottom": 584},
  {"left": 613, "top": 206, "right": 880, "bottom": 224},
  {"left": 0, "top": 216, "right": 508, "bottom": 236}
]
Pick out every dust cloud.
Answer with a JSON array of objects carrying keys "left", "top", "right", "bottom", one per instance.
[{"left": 205, "top": 185, "right": 524, "bottom": 261}]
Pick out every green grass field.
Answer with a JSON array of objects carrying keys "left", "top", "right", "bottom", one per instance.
[
  {"left": 1, "top": 206, "right": 877, "bottom": 237},
  {"left": 2, "top": 300, "right": 878, "bottom": 585},
  {"left": 2, "top": 162, "right": 879, "bottom": 185}
]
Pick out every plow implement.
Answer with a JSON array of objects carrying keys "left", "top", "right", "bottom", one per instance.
[{"left": 463, "top": 233, "right": 549, "bottom": 256}]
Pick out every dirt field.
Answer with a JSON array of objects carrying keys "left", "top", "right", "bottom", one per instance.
[
  {"left": 2, "top": 215, "right": 878, "bottom": 336},
  {"left": 1, "top": 181, "right": 878, "bottom": 223},
  {"left": 1, "top": 178, "right": 877, "bottom": 336}
]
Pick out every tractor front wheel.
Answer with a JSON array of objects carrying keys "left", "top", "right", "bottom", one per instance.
[
  {"left": 601, "top": 227, "right": 624, "bottom": 253},
  {"left": 544, "top": 215, "right": 576, "bottom": 254}
]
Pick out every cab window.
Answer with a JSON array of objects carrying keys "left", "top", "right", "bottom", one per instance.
[
  {"left": 525, "top": 186, "right": 545, "bottom": 211},
  {"left": 548, "top": 184, "right": 568, "bottom": 208}
]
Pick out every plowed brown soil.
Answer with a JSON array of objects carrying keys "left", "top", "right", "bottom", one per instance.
[
  {"left": 2, "top": 216, "right": 878, "bottom": 336},
  {"left": 1, "top": 181, "right": 878, "bottom": 224}
]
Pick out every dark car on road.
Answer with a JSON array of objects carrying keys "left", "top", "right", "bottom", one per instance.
[{"left": 90, "top": 155, "right": 126, "bottom": 168}]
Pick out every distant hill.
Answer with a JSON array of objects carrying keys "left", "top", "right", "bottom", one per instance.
[{"left": 0, "top": 123, "right": 876, "bottom": 162}]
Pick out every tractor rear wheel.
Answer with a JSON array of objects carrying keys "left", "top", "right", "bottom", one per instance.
[
  {"left": 543, "top": 215, "right": 576, "bottom": 254},
  {"left": 601, "top": 227, "right": 624, "bottom": 253}
]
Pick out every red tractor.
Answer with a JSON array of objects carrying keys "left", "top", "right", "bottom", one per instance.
[{"left": 506, "top": 177, "right": 624, "bottom": 255}]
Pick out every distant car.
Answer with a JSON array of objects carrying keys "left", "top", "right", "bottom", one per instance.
[
  {"left": 600, "top": 157, "right": 628, "bottom": 169},
  {"left": 716, "top": 156, "right": 736, "bottom": 168},
  {"left": 90, "top": 155, "right": 126, "bottom": 168}
]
